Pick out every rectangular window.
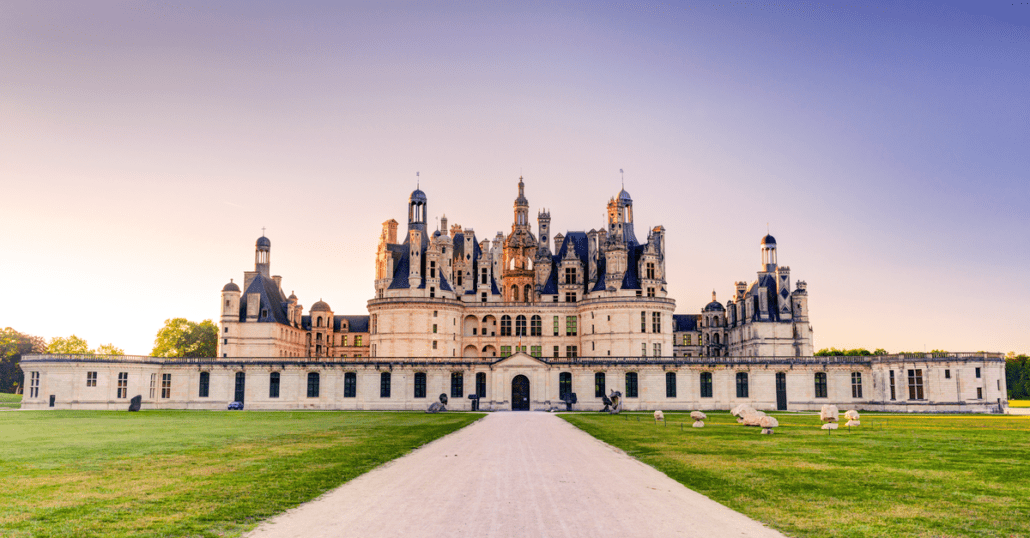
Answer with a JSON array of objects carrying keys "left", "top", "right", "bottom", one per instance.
[
  {"left": 199, "top": 372, "right": 210, "bottom": 398},
  {"left": 975, "top": 367, "right": 981, "bottom": 378},
  {"left": 433, "top": 324, "right": 438, "bottom": 333},
  {"left": 553, "top": 316, "right": 559, "bottom": 336},
  {"left": 481, "top": 292, "right": 487, "bottom": 303},
  {"left": 267, "top": 372, "right": 280, "bottom": 398},
  {"left": 641, "top": 311, "right": 646, "bottom": 333},
  {"left": 86, "top": 371, "right": 97, "bottom": 387},
  {"left": 429, "top": 287, "right": 435, "bottom": 298},
  {"left": 907, "top": 369, "right": 924, "bottom": 400},
  {"left": 355, "top": 336, "right": 362, "bottom": 346},
  {"left": 30, "top": 371, "right": 40, "bottom": 398},
  {"left": 451, "top": 372, "right": 464, "bottom": 398},
  {"left": 344, "top": 372, "right": 356, "bottom": 397},
  {"left": 566, "top": 316, "right": 577, "bottom": 336},
  {"left": 700, "top": 372, "right": 713, "bottom": 398},
  {"left": 945, "top": 369, "right": 951, "bottom": 379},
  {"left": 565, "top": 291, "right": 577, "bottom": 302},
  {"left": 641, "top": 343, "right": 647, "bottom": 357},
  {"left": 476, "top": 372, "right": 487, "bottom": 398},
  {"left": 851, "top": 372, "right": 862, "bottom": 398},
  {"left": 652, "top": 312, "right": 661, "bottom": 333},
  {"left": 666, "top": 372, "right": 677, "bottom": 398},
  {"left": 735, "top": 372, "right": 749, "bottom": 398},
  {"left": 682, "top": 334, "right": 690, "bottom": 346},
  {"left": 116, "top": 372, "right": 128, "bottom": 399},
  {"left": 815, "top": 372, "right": 828, "bottom": 398},
  {"left": 564, "top": 267, "right": 576, "bottom": 284},
  {"left": 414, "top": 372, "right": 426, "bottom": 398},
  {"left": 653, "top": 343, "right": 661, "bottom": 357},
  {"left": 161, "top": 373, "right": 171, "bottom": 399},
  {"left": 595, "top": 372, "right": 606, "bottom": 397},
  {"left": 530, "top": 345, "right": 541, "bottom": 358},
  {"left": 380, "top": 372, "right": 391, "bottom": 398},
  {"left": 149, "top": 373, "right": 156, "bottom": 398},
  {"left": 889, "top": 370, "right": 896, "bottom": 400},
  {"left": 500, "top": 345, "right": 511, "bottom": 357},
  {"left": 647, "top": 287, "right": 655, "bottom": 298},
  {"left": 432, "top": 341, "right": 438, "bottom": 350},
  {"left": 625, "top": 372, "right": 638, "bottom": 398},
  {"left": 559, "top": 372, "right": 572, "bottom": 400},
  {"left": 977, "top": 387, "right": 983, "bottom": 399},
  {"left": 342, "top": 335, "right": 348, "bottom": 346},
  {"left": 430, "top": 261, "right": 436, "bottom": 278},
  {"left": 307, "top": 372, "right": 320, "bottom": 398},
  {"left": 553, "top": 345, "right": 560, "bottom": 358},
  {"left": 566, "top": 345, "right": 578, "bottom": 358}
]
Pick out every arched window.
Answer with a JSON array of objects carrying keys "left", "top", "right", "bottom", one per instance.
[
  {"left": 524, "top": 284, "right": 532, "bottom": 302},
  {"left": 500, "top": 315, "right": 512, "bottom": 336},
  {"left": 559, "top": 372, "right": 572, "bottom": 399},
  {"left": 198, "top": 372, "right": 210, "bottom": 398},
  {"left": 414, "top": 372, "right": 426, "bottom": 398},
  {"left": 380, "top": 372, "right": 391, "bottom": 398},
  {"left": 530, "top": 315, "right": 542, "bottom": 336},
  {"left": 625, "top": 372, "right": 638, "bottom": 398},
  {"left": 665, "top": 372, "right": 676, "bottom": 398},
  {"left": 594, "top": 372, "right": 606, "bottom": 397},
  {"left": 307, "top": 372, "right": 320, "bottom": 398},
  {"left": 705, "top": 333, "right": 710, "bottom": 345},
  {"left": 511, "top": 285, "right": 519, "bottom": 302},
  {"left": 476, "top": 372, "right": 486, "bottom": 398},
  {"left": 515, "top": 315, "right": 527, "bottom": 336},
  {"left": 451, "top": 371, "right": 464, "bottom": 398},
  {"left": 700, "top": 372, "right": 713, "bottom": 398},
  {"left": 735, "top": 372, "right": 749, "bottom": 398},
  {"left": 344, "top": 372, "right": 356, "bottom": 398},
  {"left": 815, "top": 372, "right": 828, "bottom": 398},
  {"left": 317, "top": 316, "right": 323, "bottom": 327},
  {"left": 714, "top": 333, "right": 720, "bottom": 345}
]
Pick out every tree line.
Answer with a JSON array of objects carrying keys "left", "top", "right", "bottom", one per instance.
[
  {"left": 0, "top": 318, "right": 217, "bottom": 393},
  {"left": 1006, "top": 353, "right": 1030, "bottom": 400}
]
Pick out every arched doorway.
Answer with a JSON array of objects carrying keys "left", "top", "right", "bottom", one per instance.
[{"left": 511, "top": 375, "right": 530, "bottom": 411}]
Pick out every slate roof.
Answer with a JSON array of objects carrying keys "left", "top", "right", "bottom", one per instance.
[
  {"left": 672, "top": 314, "right": 700, "bottom": 332},
  {"left": 239, "top": 273, "right": 290, "bottom": 325}
]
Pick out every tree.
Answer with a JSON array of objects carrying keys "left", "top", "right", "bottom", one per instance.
[
  {"left": 0, "top": 328, "right": 46, "bottom": 393},
  {"left": 151, "top": 318, "right": 218, "bottom": 358},
  {"left": 47, "top": 335, "right": 90, "bottom": 354},
  {"left": 873, "top": 348, "right": 889, "bottom": 356},
  {"left": 1007, "top": 354, "right": 1028, "bottom": 400},
  {"left": 94, "top": 343, "right": 125, "bottom": 355}
]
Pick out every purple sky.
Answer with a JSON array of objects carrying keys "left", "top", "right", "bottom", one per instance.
[{"left": 2, "top": 1, "right": 1027, "bottom": 355}]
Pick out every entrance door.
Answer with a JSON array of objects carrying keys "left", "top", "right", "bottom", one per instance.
[
  {"left": 775, "top": 372, "right": 787, "bottom": 411},
  {"left": 511, "top": 375, "right": 530, "bottom": 411},
  {"left": 234, "top": 372, "right": 246, "bottom": 402}
]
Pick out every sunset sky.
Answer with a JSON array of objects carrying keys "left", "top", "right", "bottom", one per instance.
[{"left": 2, "top": 1, "right": 1027, "bottom": 355}]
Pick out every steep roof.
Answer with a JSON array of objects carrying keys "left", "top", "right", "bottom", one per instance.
[{"left": 239, "top": 273, "right": 290, "bottom": 325}]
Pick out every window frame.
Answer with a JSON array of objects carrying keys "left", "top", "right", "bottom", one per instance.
[
  {"left": 815, "top": 372, "right": 828, "bottom": 398},
  {"left": 735, "top": 372, "right": 749, "bottom": 398},
  {"left": 344, "top": 372, "right": 357, "bottom": 398},
  {"left": 307, "top": 372, "right": 320, "bottom": 398},
  {"left": 380, "top": 371, "right": 391, "bottom": 398},
  {"left": 625, "top": 372, "right": 638, "bottom": 398},
  {"left": 665, "top": 372, "right": 676, "bottom": 398}
]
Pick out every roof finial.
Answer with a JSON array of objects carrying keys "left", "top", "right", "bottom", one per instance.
[
  {"left": 416, "top": 171, "right": 419, "bottom": 189},
  {"left": 620, "top": 168, "right": 624, "bottom": 188},
  {"left": 712, "top": 290, "right": 717, "bottom": 302},
  {"left": 261, "top": 226, "right": 266, "bottom": 237}
]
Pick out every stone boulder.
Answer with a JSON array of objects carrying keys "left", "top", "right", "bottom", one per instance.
[
  {"left": 690, "top": 411, "right": 706, "bottom": 428},
  {"left": 731, "top": 404, "right": 759, "bottom": 423},
  {"left": 654, "top": 410, "right": 665, "bottom": 422},
  {"left": 821, "top": 422, "right": 839, "bottom": 430},
  {"left": 759, "top": 415, "right": 779, "bottom": 434},
  {"left": 426, "top": 401, "right": 446, "bottom": 413},
  {"left": 844, "top": 409, "right": 861, "bottom": 427},
  {"left": 820, "top": 404, "right": 839, "bottom": 423},
  {"left": 128, "top": 395, "right": 141, "bottom": 412}
]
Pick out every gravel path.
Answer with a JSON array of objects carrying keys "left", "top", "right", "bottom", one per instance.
[{"left": 246, "top": 412, "right": 786, "bottom": 538}]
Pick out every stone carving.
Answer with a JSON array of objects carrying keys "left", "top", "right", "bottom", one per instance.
[
  {"left": 820, "top": 404, "right": 839, "bottom": 429},
  {"left": 128, "top": 395, "right": 141, "bottom": 412},
  {"left": 844, "top": 409, "right": 861, "bottom": 427},
  {"left": 759, "top": 415, "right": 779, "bottom": 434},
  {"left": 426, "top": 393, "right": 449, "bottom": 413},
  {"left": 731, "top": 404, "right": 767, "bottom": 426},
  {"left": 600, "top": 390, "right": 623, "bottom": 414},
  {"left": 654, "top": 410, "right": 664, "bottom": 422},
  {"left": 690, "top": 411, "right": 706, "bottom": 428}
]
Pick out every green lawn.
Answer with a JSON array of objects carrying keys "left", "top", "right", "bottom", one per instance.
[
  {"left": 0, "top": 393, "right": 21, "bottom": 409},
  {"left": 0, "top": 410, "right": 482, "bottom": 538},
  {"left": 562, "top": 412, "right": 1030, "bottom": 538}
]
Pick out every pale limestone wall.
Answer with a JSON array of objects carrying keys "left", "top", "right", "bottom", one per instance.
[{"left": 21, "top": 354, "right": 1006, "bottom": 413}]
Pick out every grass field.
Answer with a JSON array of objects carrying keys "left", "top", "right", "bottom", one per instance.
[
  {"left": 562, "top": 411, "right": 1030, "bottom": 538},
  {"left": 0, "top": 410, "right": 482, "bottom": 538},
  {"left": 1007, "top": 399, "right": 1030, "bottom": 408},
  {"left": 0, "top": 393, "right": 21, "bottom": 409}
]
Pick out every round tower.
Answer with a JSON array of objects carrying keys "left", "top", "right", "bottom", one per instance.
[
  {"left": 761, "top": 234, "right": 777, "bottom": 272},
  {"left": 256, "top": 235, "right": 271, "bottom": 277}
]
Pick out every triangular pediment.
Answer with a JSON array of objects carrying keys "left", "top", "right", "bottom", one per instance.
[{"left": 491, "top": 352, "right": 549, "bottom": 368}]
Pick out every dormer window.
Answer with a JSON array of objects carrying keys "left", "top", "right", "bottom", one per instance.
[
  {"left": 646, "top": 262, "right": 655, "bottom": 280},
  {"left": 564, "top": 267, "right": 577, "bottom": 284},
  {"left": 430, "top": 261, "right": 436, "bottom": 278}
]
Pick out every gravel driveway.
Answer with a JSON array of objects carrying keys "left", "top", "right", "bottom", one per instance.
[{"left": 246, "top": 412, "right": 785, "bottom": 538}]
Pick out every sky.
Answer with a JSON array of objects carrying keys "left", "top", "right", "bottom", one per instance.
[{"left": 1, "top": 0, "right": 1027, "bottom": 356}]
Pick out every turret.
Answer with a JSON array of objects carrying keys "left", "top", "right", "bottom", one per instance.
[
  {"left": 220, "top": 280, "right": 241, "bottom": 323},
  {"left": 538, "top": 209, "right": 551, "bottom": 253},
  {"left": 255, "top": 235, "right": 271, "bottom": 278},
  {"left": 761, "top": 234, "right": 777, "bottom": 272},
  {"left": 408, "top": 188, "right": 427, "bottom": 232}
]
